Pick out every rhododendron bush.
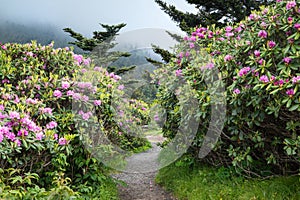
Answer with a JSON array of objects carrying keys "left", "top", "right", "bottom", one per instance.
[
  {"left": 155, "top": 1, "right": 300, "bottom": 176},
  {"left": 0, "top": 41, "right": 148, "bottom": 198}
]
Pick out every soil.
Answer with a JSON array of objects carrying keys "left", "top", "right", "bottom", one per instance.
[{"left": 111, "top": 135, "right": 177, "bottom": 200}]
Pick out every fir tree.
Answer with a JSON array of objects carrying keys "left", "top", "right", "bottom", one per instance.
[
  {"left": 155, "top": 0, "right": 275, "bottom": 32},
  {"left": 63, "top": 23, "right": 134, "bottom": 74}
]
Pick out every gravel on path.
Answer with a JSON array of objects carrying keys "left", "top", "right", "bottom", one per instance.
[{"left": 111, "top": 135, "right": 177, "bottom": 200}]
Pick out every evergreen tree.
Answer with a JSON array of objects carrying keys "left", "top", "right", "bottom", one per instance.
[
  {"left": 155, "top": 0, "right": 275, "bottom": 32},
  {"left": 63, "top": 23, "right": 135, "bottom": 74}
]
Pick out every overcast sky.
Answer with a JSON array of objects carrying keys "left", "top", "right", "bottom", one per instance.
[{"left": 0, "top": 0, "right": 197, "bottom": 36}]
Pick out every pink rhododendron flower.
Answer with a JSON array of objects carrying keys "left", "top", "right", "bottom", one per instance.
[
  {"left": 26, "top": 98, "right": 38, "bottom": 104},
  {"left": 54, "top": 134, "right": 58, "bottom": 140},
  {"left": 0, "top": 104, "right": 4, "bottom": 111},
  {"left": 268, "top": 41, "right": 276, "bottom": 48},
  {"left": 17, "top": 129, "right": 28, "bottom": 137},
  {"left": 294, "top": 23, "right": 300, "bottom": 30},
  {"left": 15, "top": 139, "right": 21, "bottom": 147},
  {"left": 1, "top": 45, "right": 7, "bottom": 50},
  {"left": 238, "top": 67, "right": 251, "bottom": 77},
  {"left": 6, "top": 132, "right": 16, "bottom": 141},
  {"left": 40, "top": 107, "right": 53, "bottom": 115},
  {"left": 36, "top": 132, "right": 44, "bottom": 140},
  {"left": 283, "top": 57, "right": 292, "bottom": 64},
  {"left": 94, "top": 66, "right": 102, "bottom": 71},
  {"left": 53, "top": 90, "right": 62, "bottom": 98},
  {"left": 61, "top": 81, "right": 70, "bottom": 89},
  {"left": 67, "top": 90, "right": 75, "bottom": 96},
  {"left": 233, "top": 89, "right": 241, "bottom": 94},
  {"left": 0, "top": 133, "right": 3, "bottom": 143},
  {"left": 94, "top": 100, "right": 102, "bottom": 106},
  {"left": 58, "top": 137, "right": 67, "bottom": 145},
  {"left": 286, "top": 89, "right": 295, "bottom": 96},
  {"left": 288, "top": 17, "right": 293, "bottom": 23},
  {"left": 254, "top": 50, "right": 260, "bottom": 57},
  {"left": 224, "top": 54, "right": 233, "bottom": 62},
  {"left": 9, "top": 111, "right": 20, "bottom": 120},
  {"left": 83, "top": 58, "right": 91, "bottom": 65},
  {"left": 258, "top": 30, "right": 268, "bottom": 38},
  {"left": 258, "top": 59, "right": 265, "bottom": 65},
  {"left": 259, "top": 75, "right": 269, "bottom": 83},
  {"left": 46, "top": 121, "right": 57, "bottom": 129},
  {"left": 118, "top": 85, "right": 125, "bottom": 90},
  {"left": 175, "top": 69, "right": 182, "bottom": 77},
  {"left": 286, "top": 1, "right": 296, "bottom": 10},
  {"left": 292, "top": 76, "right": 300, "bottom": 83},
  {"left": 189, "top": 43, "right": 195, "bottom": 48},
  {"left": 225, "top": 26, "right": 233, "bottom": 32}
]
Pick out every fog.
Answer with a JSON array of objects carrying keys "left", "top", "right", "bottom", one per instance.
[{"left": 0, "top": 0, "right": 197, "bottom": 36}]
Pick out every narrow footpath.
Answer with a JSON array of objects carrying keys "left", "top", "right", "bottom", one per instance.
[{"left": 111, "top": 135, "right": 177, "bottom": 200}]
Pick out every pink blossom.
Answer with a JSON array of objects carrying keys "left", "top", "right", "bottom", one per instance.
[
  {"left": 288, "top": 17, "right": 293, "bottom": 23},
  {"left": 58, "top": 138, "right": 67, "bottom": 145},
  {"left": 224, "top": 54, "right": 233, "bottom": 62},
  {"left": 53, "top": 90, "right": 62, "bottom": 98},
  {"left": 254, "top": 50, "right": 260, "bottom": 57},
  {"left": 294, "top": 23, "right": 300, "bottom": 30},
  {"left": 0, "top": 105, "right": 4, "bottom": 111},
  {"left": 258, "top": 30, "right": 268, "bottom": 38},
  {"left": 238, "top": 67, "right": 251, "bottom": 77},
  {"left": 26, "top": 98, "right": 38, "bottom": 104},
  {"left": 17, "top": 129, "right": 28, "bottom": 137},
  {"left": 233, "top": 88, "right": 241, "bottom": 94},
  {"left": 283, "top": 57, "right": 292, "bottom": 64},
  {"left": 9, "top": 111, "right": 20, "bottom": 120},
  {"left": 268, "top": 41, "right": 276, "bottom": 48},
  {"left": 175, "top": 69, "right": 182, "bottom": 77},
  {"left": 286, "top": 1, "right": 296, "bottom": 10},
  {"left": 46, "top": 121, "right": 57, "bottom": 129},
  {"left": 39, "top": 107, "right": 53, "bottom": 115},
  {"left": 82, "top": 112, "right": 92, "bottom": 120},
  {"left": 189, "top": 36, "right": 196, "bottom": 42},
  {"left": 94, "top": 66, "right": 102, "bottom": 71},
  {"left": 141, "top": 107, "right": 147, "bottom": 111},
  {"left": 6, "top": 132, "right": 15, "bottom": 141},
  {"left": 118, "top": 85, "right": 125, "bottom": 90},
  {"left": 258, "top": 59, "right": 265, "bottom": 65},
  {"left": 67, "top": 90, "right": 74, "bottom": 96},
  {"left": 36, "top": 132, "right": 44, "bottom": 140},
  {"left": 94, "top": 100, "right": 102, "bottom": 106},
  {"left": 83, "top": 58, "right": 91, "bottom": 65},
  {"left": 259, "top": 75, "right": 269, "bottom": 83},
  {"left": 225, "top": 26, "right": 233, "bottom": 32},
  {"left": 73, "top": 54, "right": 83, "bottom": 65},
  {"left": 54, "top": 134, "right": 58, "bottom": 140},
  {"left": 1, "top": 45, "right": 7, "bottom": 50},
  {"left": 286, "top": 89, "right": 295, "bottom": 96},
  {"left": 61, "top": 81, "right": 70, "bottom": 89},
  {"left": 15, "top": 139, "right": 21, "bottom": 147},
  {"left": 189, "top": 43, "right": 195, "bottom": 48},
  {"left": 0, "top": 133, "right": 3, "bottom": 143},
  {"left": 81, "top": 95, "right": 89, "bottom": 102},
  {"left": 292, "top": 76, "right": 300, "bottom": 83}
]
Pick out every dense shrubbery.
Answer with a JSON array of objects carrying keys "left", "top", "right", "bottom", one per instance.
[
  {"left": 0, "top": 41, "right": 149, "bottom": 198},
  {"left": 155, "top": 1, "right": 300, "bottom": 176}
]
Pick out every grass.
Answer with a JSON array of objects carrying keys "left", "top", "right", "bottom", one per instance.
[{"left": 156, "top": 160, "right": 300, "bottom": 200}]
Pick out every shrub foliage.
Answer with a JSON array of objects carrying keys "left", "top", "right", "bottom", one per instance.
[{"left": 155, "top": 1, "right": 300, "bottom": 176}]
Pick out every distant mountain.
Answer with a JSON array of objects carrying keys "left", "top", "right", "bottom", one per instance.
[{"left": 0, "top": 20, "right": 84, "bottom": 53}]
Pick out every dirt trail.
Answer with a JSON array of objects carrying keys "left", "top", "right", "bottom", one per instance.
[{"left": 111, "top": 135, "right": 177, "bottom": 200}]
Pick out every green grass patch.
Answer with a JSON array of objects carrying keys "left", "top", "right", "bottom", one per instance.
[{"left": 156, "top": 161, "right": 300, "bottom": 200}]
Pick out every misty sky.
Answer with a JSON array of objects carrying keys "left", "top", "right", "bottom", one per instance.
[{"left": 0, "top": 0, "right": 197, "bottom": 36}]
